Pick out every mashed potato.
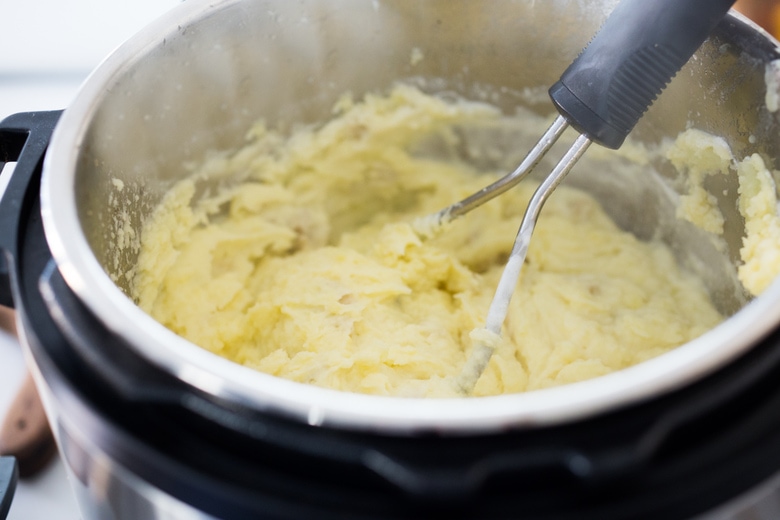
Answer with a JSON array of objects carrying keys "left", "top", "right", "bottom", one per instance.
[
  {"left": 132, "top": 85, "right": 724, "bottom": 398},
  {"left": 667, "top": 128, "right": 780, "bottom": 296}
]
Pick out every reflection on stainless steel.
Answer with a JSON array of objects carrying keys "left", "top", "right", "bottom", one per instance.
[
  {"left": 694, "top": 470, "right": 780, "bottom": 519},
  {"left": 57, "top": 424, "right": 216, "bottom": 520}
]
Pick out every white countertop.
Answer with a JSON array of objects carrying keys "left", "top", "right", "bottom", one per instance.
[{"left": 0, "top": 1, "right": 181, "bottom": 518}]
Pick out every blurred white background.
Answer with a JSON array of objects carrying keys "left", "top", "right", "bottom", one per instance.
[
  {"left": 0, "top": 1, "right": 181, "bottom": 518},
  {"left": 0, "top": 0, "right": 182, "bottom": 118}
]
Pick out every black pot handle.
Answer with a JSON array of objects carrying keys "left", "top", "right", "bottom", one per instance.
[
  {"left": 0, "top": 457, "right": 18, "bottom": 520},
  {"left": 0, "top": 111, "right": 63, "bottom": 309}
]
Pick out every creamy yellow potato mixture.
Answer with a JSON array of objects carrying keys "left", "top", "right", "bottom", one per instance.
[
  {"left": 668, "top": 129, "right": 780, "bottom": 296},
  {"left": 132, "top": 86, "right": 725, "bottom": 398}
]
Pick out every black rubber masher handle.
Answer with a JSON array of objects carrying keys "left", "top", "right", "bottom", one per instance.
[{"left": 549, "top": 0, "right": 736, "bottom": 149}]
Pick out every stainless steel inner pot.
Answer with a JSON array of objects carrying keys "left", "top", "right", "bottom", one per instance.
[{"left": 40, "top": 0, "right": 780, "bottom": 433}]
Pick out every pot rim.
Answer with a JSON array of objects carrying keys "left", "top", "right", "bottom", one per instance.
[{"left": 39, "top": 0, "right": 780, "bottom": 434}]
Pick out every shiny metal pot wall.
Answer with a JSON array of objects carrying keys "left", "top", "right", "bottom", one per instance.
[{"left": 41, "top": 0, "right": 780, "bottom": 433}]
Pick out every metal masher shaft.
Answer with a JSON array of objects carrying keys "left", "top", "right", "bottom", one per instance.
[
  {"left": 484, "top": 134, "right": 592, "bottom": 335},
  {"left": 420, "top": 116, "right": 569, "bottom": 233},
  {"left": 455, "top": 133, "right": 592, "bottom": 394}
]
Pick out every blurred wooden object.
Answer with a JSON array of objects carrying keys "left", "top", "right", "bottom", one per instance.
[
  {"left": 0, "top": 307, "right": 56, "bottom": 477},
  {"left": 0, "top": 307, "right": 14, "bottom": 336},
  {"left": 0, "top": 374, "right": 56, "bottom": 478},
  {"left": 735, "top": 0, "right": 780, "bottom": 37}
]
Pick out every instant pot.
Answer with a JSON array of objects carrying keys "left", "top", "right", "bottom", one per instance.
[{"left": 3, "top": 0, "right": 780, "bottom": 518}]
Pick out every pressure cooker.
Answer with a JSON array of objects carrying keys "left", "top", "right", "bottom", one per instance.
[{"left": 3, "top": 0, "right": 780, "bottom": 518}]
